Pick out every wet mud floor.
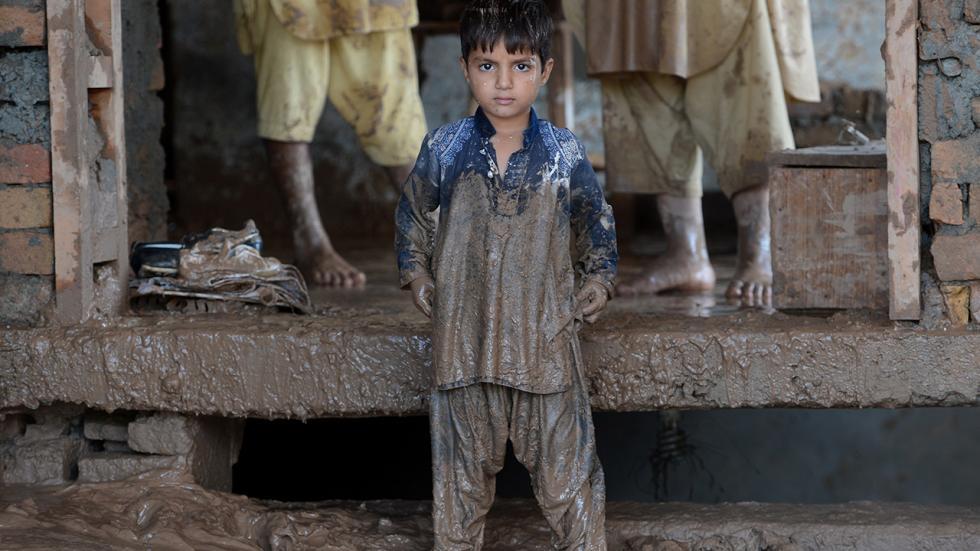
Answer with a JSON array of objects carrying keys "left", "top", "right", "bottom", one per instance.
[
  {"left": 314, "top": 248, "right": 772, "bottom": 321},
  {"left": 5, "top": 470, "right": 980, "bottom": 550}
]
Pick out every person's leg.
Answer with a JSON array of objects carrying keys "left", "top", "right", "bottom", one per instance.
[
  {"left": 264, "top": 141, "right": 366, "bottom": 287},
  {"left": 249, "top": 0, "right": 365, "bottom": 287},
  {"left": 430, "top": 383, "right": 510, "bottom": 550},
  {"left": 685, "top": 0, "right": 793, "bottom": 306},
  {"left": 602, "top": 74, "right": 715, "bottom": 295},
  {"left": 510, "top": 352, "right": 607, "bottom": 550},
  {"left": 327, "top": 30, "right": 427, "bottom": 195}
]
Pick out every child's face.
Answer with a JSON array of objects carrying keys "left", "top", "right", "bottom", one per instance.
[{"left": 461, "top": 39, "right": 554, "bottom": 126}]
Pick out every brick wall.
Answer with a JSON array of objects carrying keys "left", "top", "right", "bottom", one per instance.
[
  {"left": 0, "top": 0, "right": 54, "bottom": 325},
  {"left": 919, "top": 0, "right": 980, "bottom": 325}
]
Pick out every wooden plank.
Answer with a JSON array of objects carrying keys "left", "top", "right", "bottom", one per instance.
[
  {"left": 48, "top": 0, "right": 94, "bottom": 322},
  {"left": 104, "top": 0, "right": 129, "bottom": 313},
  {"left": 884, "top": 0, "right": 920, "bottom": 320},
  {"left": 87, "top": 55, "right": 113, "bottom": 88},
  {"left": 771, "top": 166, "right": 889, "bottom": 310},
  {"left": 768, "top": 142, "right": 887, "bottom": 169},
  {"left": 546, "top": 21, "right": 575, "bottom": 130}
]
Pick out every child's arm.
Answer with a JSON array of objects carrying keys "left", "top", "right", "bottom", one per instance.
[
  {"left": 569, "top": 142, "right": 618, "bottom": 322},
  {"left": 395, "top": 135, "right": 441, "bottom": 314}
]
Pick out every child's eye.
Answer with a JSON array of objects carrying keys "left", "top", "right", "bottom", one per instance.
[
  {"left": 479, "top": 63, "right": 494, "bottom": 71},
  {"left": 515, "top": 63, "right": 530, "bottom": 72}
]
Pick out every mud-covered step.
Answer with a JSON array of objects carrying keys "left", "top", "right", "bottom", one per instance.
[
  {"left": 1, "top": 475, "right": 980, "bottom": 550},
  {"left": 2, "top": 309, "right": 979, "bottom": 417}
]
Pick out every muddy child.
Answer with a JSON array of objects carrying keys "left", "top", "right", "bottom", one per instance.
[{"left": 395, "top": 1, "right": 617, "bottom": 548}]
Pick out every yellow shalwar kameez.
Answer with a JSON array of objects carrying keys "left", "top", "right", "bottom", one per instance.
[{"left": 234, "top": 0, "right": 427, "bottom": 166}]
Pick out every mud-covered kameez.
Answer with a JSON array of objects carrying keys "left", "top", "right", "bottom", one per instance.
[{"left": 395, "top": 107, "right": 617, "bottom": 550}]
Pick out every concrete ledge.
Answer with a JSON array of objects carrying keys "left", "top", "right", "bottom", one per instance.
[{"left": 1, "top": 308, "right": 978, "bottom": 418}]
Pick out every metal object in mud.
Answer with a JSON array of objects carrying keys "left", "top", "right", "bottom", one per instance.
[{"left": 130, "top": 220, "right": 312, "bottom": 314}]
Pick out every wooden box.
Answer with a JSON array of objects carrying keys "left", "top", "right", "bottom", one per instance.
[{"left": 768, "top": 143, "right": 888, "bottom": 310}]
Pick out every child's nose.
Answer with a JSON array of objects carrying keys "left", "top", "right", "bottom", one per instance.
[{"left": 496, "top": 71, "right": 513, "bottom": 89}]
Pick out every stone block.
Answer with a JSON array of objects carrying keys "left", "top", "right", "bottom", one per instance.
[
  {"left": 939, "top": 57, "right": 963, "bottom": 77},
  {"left": 21, "top": 422, "right": 69, "bottom": 443},
  {"left": 932, "top": 233, "right": 980, "bottom": 280},
  {"left": 0, "top": 2, "right": 46, "bottom": 47},
  {"left": 127, "top": 413, "right": 244, "bottom": 491},
  {"left": 932, "top": 132, "right": 980, "bottom": 184},
  {"left": 77, "top": 452, "right": 185, "bottom": 483},
  {"left": 83, "top": 413, "right": 131, "bottom": 442},
  {"left": 0, "top": 230, "right": 53, "bottom": 274},
  {"left": 0, "top": 186, "right": 52, "bottom": 229},
  {"left": 0, "top": 143, "right": 51, "bottom": 184},
  {"left": 929, "top": 183, "right": 964, "bottom": 224},
  {"left": 966, "top": 0, "right": 980, "bottom": 24},
  {"left": 0, "top": 437, "right": 84, "bottom": 485},
  {"left": 128, "top": 413, "right": 196, "bottom": 455},
  {"left": 940, "top": 283, "right": 971, "bottom": 326}
]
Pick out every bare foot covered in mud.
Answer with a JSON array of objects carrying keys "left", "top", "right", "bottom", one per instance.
[
  {"left": 298, "top": 247, "right": 366, "bottom": 288},
  {"left": 617, "top": 254, "right": 716, "bottom": 295},
  {"left": 265, "top": 139, "right": 367, "bottom": 289},
  {"left": 617, "top": 194, "right": 716, "bottom": 296},
  {"left": 725, "top": 185, "right": 773, "bottom": 308}
]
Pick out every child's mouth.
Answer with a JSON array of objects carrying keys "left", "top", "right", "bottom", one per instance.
[{"left": 494, "top": 97, "right": 515, "bottom": 105}]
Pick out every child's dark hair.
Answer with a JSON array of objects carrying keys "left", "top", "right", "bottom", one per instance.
[{"left": 459, "top": 0, "right": 553, "bottom": 63}]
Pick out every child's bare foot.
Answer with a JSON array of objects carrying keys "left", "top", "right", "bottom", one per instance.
[
  {"left": 725, "top": 185, "right": 773, "bottom": 308},
  {"left": 298, "top": 246, "right": 366, "bottom": 288},
  {"left": 617, "top": 194, "right": 716, "bottom": 296}
]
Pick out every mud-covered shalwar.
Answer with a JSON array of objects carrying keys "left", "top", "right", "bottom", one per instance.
[
  {"left": 395, "top": 107, "right": 617, "bottom": 550},
  {"left": 562, "top": 0, "right": 820, "bottom": 197}
]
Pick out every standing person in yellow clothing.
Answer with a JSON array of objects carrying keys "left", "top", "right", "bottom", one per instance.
[
  {"left": 562, "top": 0, "right": 820, "bottom": 305},
  {"left": 234, "top": 0, "right": 428, "bottom": 287}
]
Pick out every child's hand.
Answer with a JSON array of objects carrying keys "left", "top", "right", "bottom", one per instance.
[
  {"left": 576, "top": 280, "right": 610, "bottom": 324},
  {"left": 410, "top": 276, "right": 435, "bottom": 318}
]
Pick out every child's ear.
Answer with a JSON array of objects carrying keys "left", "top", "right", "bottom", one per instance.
[
  {"left": 459, "top": 56, "right": 470, "bottom": 82},
  {"left": 541, "top": 57, "right": 556, "bottom": 85}
]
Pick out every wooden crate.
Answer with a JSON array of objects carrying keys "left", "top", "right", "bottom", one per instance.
[{"left": 768, "top": 143, "right": 888, "bottom": 310}]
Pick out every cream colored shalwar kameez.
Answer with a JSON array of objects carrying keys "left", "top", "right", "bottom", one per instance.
[{"left": 563, "top": 0, "right": 820, "bottom": 196}]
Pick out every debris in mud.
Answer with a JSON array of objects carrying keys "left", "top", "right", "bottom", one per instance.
[{"left": 129, "top": 220, "right": 312, "bottom": 314}]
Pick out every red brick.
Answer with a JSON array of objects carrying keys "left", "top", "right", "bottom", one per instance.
[
  {"left": 0, "top": 230, "right": 53, "bottom": 275},
  {"left": 932, "top": 132, "right": 980, "bottom": 184},
  {"left": 930, "top": 183, "right": 964, "bottom": 225},
  {"left": 0, "top": 4, "right": 46, "bottom": 47},
  {"left": 932, "top": 232, "right": 980, "bottom": 281},
  {"left": 0, "top": 187, "right": 51, "bottom": 229},
  {"left": 0, "top": 143, "right": 51, "bottom": 184}
]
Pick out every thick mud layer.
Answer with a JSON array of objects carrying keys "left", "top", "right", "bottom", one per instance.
[{"left": 3, "top": 473, "right": 980, "bottom": 550}]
